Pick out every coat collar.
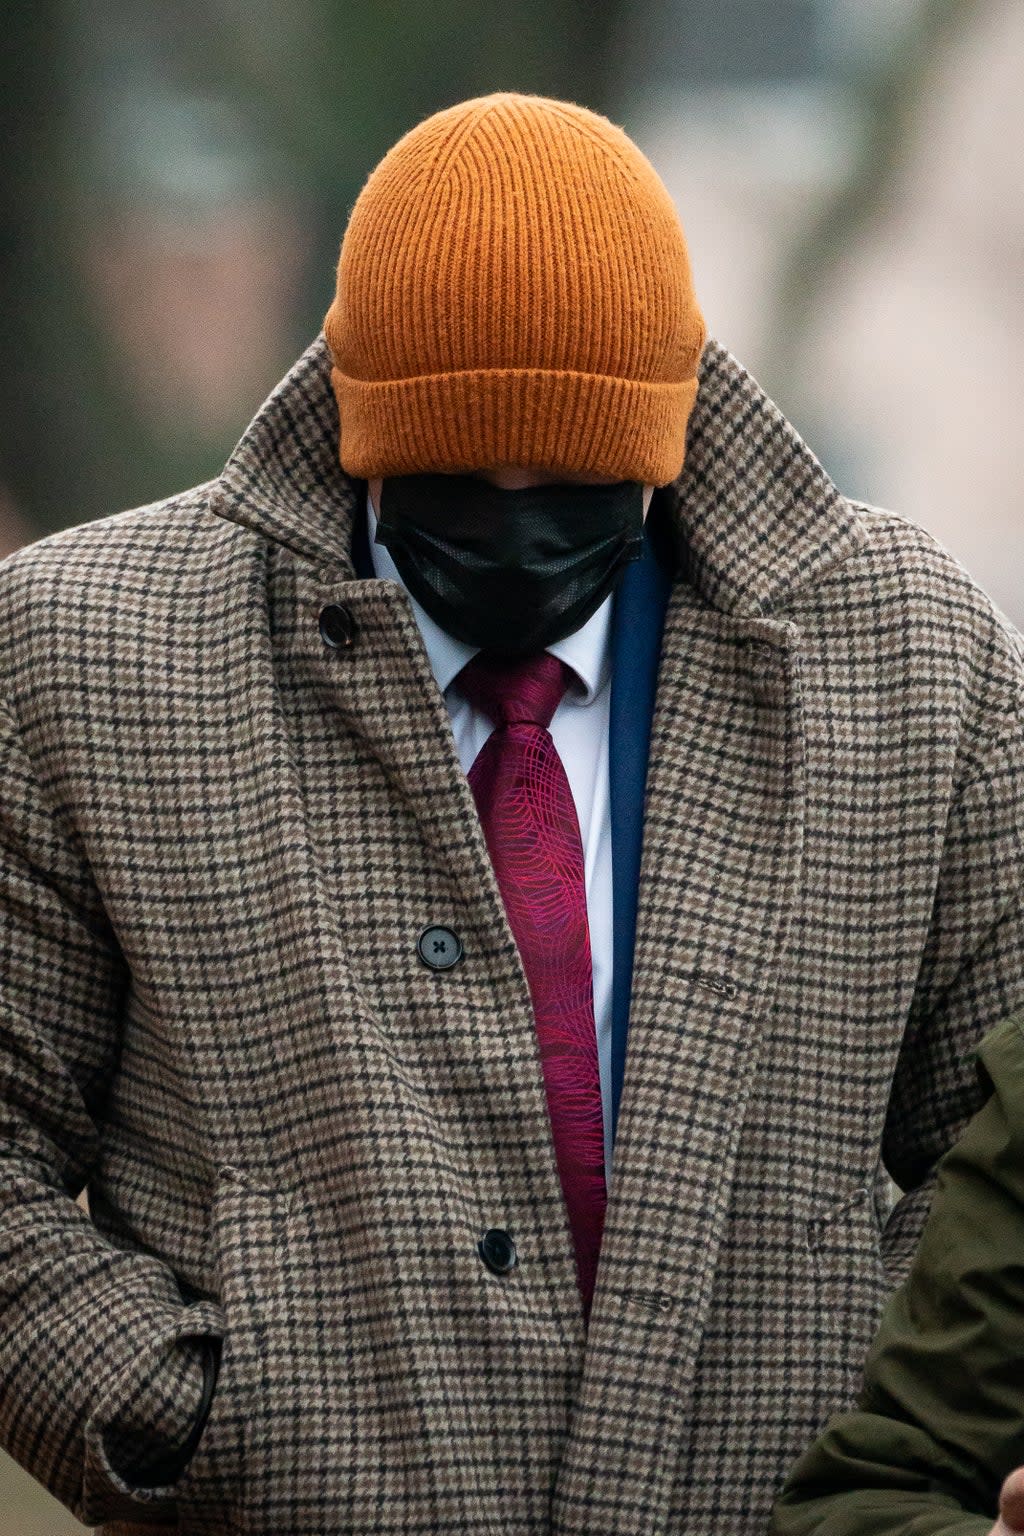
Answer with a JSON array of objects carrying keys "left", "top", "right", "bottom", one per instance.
[{"left": 207, "top": 330, "right": 867, "bottom": 618}]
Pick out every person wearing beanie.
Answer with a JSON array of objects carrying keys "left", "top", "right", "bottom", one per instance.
[{"left": 0, "top": 89, "right": 1020, "bottom": 1536}]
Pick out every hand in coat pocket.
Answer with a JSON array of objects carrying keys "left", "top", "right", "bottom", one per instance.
[{"left": 104, "top": 1336, "right": 221, "bottom": 1488}]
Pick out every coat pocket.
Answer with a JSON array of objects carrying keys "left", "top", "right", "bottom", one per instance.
[
  {"left": 805, "top": 1183, "right": 893, "bottom": 1406},
  {"left": 173, "top": 1166, "right": 293, "bottom": 1536}
]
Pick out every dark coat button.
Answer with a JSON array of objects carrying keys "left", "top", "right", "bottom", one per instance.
[
  {"left": 319, "top": 603, "right": 356, "bottom": 649},
  {"left": 478, "top": 1228, "right": 517, "bottom": 1275},
  {"left": 417, "top": 925, "right": 463, "bottom": 970}
]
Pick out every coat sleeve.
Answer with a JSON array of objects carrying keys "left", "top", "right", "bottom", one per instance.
[
  {"left": 880, "top": 650, "right": 1024, "bottom": 1286},
  {"left": 0, "top": 689, "right": 226, "bottom": 1527},
  {"left": 770, "top": 1006, "right": 1024, "bottom": 1536}
]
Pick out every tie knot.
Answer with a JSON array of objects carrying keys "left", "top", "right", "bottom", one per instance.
[{"left": 456, "top": 651, "right": 573, "bottom": 730}]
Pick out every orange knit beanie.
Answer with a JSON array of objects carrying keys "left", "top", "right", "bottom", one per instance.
[{"left": 323, "top": 91, "right": 706, "bottom": 486}]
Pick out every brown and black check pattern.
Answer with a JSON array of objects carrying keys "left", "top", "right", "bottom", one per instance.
[{"left": 0, "top": 331, "right": 1021, "bottom": 1534}]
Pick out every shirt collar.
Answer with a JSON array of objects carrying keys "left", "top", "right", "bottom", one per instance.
[{"left": 366, "top": 488, "right": 612, "bottom": 703}]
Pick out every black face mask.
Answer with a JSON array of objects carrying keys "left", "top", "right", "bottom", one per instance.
[{"left": 373, "top": 472, "right": 646, "bottom": 658}]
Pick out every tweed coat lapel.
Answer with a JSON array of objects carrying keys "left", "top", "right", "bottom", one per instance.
[
  {"left": 206, "top": 331, "right": 870, "bottom": 1532},
  {"left": 551, "top": 351, "right": 867, "bottom": 1529},
  {"left": 208, "top": 335, "right": 546, "bottom": 1031}
]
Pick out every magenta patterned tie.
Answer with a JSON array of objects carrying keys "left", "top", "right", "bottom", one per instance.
[{"left": 456, "top": 650, "right": 607, "bottom": 1323}]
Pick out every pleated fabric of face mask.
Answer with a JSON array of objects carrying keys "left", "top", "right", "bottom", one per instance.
[{"left": 373, "top": 472, "right": 645, "bottom": 657}]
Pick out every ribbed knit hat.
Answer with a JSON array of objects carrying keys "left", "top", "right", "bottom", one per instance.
[{"left": 323, "top": 91, "right": 706, "bottom": 485}]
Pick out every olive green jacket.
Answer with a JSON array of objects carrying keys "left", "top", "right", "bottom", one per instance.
[{"left": 771, "top": 1003, "right": 1024, "bottom": 1536}]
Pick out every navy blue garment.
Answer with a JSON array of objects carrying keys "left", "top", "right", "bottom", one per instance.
[{"left": 606, "top": 492, "right": 675, "bottom": 1153}]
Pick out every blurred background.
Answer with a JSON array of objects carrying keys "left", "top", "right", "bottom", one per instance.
[{"left": 1, "top": 0, "right": 1021, "bottom": 1529}]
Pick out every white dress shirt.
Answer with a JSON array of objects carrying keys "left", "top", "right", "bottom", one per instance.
[{"left": 366, "top": 489, "right": 616, "bottom": 1190}]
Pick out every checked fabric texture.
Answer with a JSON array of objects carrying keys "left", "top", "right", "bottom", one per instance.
[
  {"left": 0, "top": 331, "right": 1021, "bottom": 1535},
  {"left": 457, "top": 650, "right": 607, "bottom": 1325}
]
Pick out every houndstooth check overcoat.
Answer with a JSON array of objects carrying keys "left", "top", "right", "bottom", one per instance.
[{"left": 0, "top": 332, "right": 1022, "bottom": 1535}]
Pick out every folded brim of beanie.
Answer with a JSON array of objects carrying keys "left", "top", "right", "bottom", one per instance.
[{"left": 329, "top": 365, "right": 699, "bottom": 487}]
